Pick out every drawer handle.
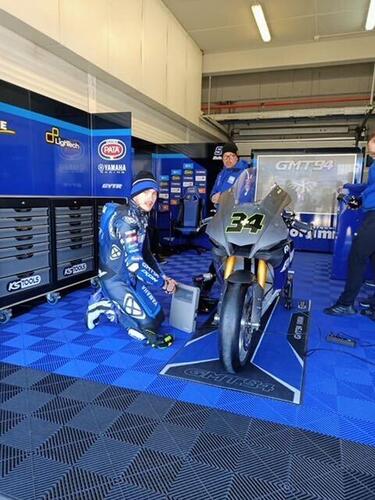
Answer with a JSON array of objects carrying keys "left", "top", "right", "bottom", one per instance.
[
  {"left": 15, "top": 208, "right": 32, "bottom": 213},
  {"left": 69, "top": 214, "right": 80, "bottom": 219},
  {"left": 15, "top": 235, "right": 32, "bottom": 241},
  {"left": 69, "top": 222, "right": 81, "bottom": 227},
  {"left": 15, "top": 217, "right": 32, "bottom": 222},
  {"left": 16, "top": 244, "right": 33, "bottom": 250},
  {"left": 17, "top": 271, "right": 34, "bottom": 279},
  {"left": 70, "top": 244, "right": 82, "bottom": 249},
  {"left": 16, "top": 226, "right": 32, "bottom": 231},
  {"left": 16, "top": 253, "right": 34, "bottom": 259},
  {"left": 71, "top": 237, "right": 82, "bottom": 242}
]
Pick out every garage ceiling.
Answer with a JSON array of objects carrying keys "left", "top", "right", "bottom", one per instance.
[
  {"left": 163, "top": 0, "right": 371, "bottom": 53},
  {"left": 164, "top": 0, "right": 375, "bottom": 143}
]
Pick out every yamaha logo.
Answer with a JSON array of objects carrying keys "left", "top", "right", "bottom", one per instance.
[
  {"left": 98, "top": 139, "right": 126, "bottom": 161},
  {"left": 97, "top": 163, "right": 126, "bottom": 174},
  {"left": 110, "top": 245, "right": 121, "bottom": 260},
  {"left": 7, "top": 275, "right": 41, "bottom": 292}
]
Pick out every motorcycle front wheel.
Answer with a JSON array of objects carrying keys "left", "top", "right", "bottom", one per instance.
[{"left": 219, "top": 282, "right": 257, "bottom": 373}]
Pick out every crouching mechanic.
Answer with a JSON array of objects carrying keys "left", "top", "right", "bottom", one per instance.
[{"left": 86, "top": 171, "right": 177, "bottom": 348}]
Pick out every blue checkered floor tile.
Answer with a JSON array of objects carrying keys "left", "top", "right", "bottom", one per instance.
[{"left": 1, "top": 251, "right": 375, "bottom": 448}]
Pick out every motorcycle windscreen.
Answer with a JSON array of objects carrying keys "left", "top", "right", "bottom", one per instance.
[{"left": 207, "top": 181, "right": 291, "bottom": 256}]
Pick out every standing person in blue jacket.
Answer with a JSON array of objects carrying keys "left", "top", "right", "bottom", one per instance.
[
  {"left": 210, "top": 143, "right": 250, "bottom": 205},
  {"left": 86, "top": 171, "right": 177, "bottom": 348},
  {"left": 324, "top": 133, "right": 375, "bottom": 318}
]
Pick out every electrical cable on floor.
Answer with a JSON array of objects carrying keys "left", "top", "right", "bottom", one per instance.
[{"left": 305, "top": 326, "right": 375, "bottom": 366}]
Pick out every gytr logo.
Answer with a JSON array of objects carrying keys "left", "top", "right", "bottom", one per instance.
[
  {"left": 0, "top": 120, "right": 16, "bottom": 135},
  {"left": 7, "top": 275, "right": 41, "bottom": 292},
  {"left": 98, "top": 139, "right": 126, "bottom": 161},
  {"left": 45, "top": 127, "right": 80, "bottom": 150}
]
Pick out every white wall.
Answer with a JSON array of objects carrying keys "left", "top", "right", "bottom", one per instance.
[{"left": 0, "top": 0, "right": 225, "bottom": 143}]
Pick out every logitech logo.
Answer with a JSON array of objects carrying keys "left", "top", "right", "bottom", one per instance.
[
  {"left": 0, "top": 120, "right": 16, "bottom": 135},
  {"left": 45, "top": 127, "right": 80, "bottom": 150}
]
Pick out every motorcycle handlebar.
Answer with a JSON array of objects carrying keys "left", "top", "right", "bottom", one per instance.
[{"left": 282, "top": 210, "right": 314, "bottom": 235}]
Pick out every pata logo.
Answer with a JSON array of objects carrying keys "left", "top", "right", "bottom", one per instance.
[{"left": 98, "top": 139, "right": 126, "bottom": 160}]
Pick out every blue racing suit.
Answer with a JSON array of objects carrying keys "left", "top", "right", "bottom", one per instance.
[{"left": 95, "top": 200, "right": 166, "bottom": 333}]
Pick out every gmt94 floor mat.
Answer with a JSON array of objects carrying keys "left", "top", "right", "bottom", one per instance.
[{"left": 161, "top": 298, "right": 311, "bottom": 404}]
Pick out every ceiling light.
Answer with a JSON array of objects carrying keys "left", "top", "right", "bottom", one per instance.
[
  {"left": 251, "top": 4, "right": 271, "bottom": 42},
  {"left": 366, "top": 0, "right": 375, "bottom": 30}
]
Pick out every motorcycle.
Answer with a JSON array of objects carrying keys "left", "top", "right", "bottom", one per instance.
[{"left": 206, "top": 171, "right": 312, "bottom": 373}]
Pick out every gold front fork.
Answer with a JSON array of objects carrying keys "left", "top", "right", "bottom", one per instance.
[
  {"left": 224, "top": 256, "right": 236, "bottom": 280},
  {"left": 257, "top": 259, "right": 267, "bottom": 289}
]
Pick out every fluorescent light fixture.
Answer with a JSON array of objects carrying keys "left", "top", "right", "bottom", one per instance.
[
  {"left": 366, "top": 0, "right": 375, "bottom": 30},
  {"left": 251, "top": 4, "right": 271, "bottom": 42}
]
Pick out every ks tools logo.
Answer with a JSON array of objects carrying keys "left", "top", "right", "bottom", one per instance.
[{"left": 98, "top": 139, "right": 126, "bottom": 161}]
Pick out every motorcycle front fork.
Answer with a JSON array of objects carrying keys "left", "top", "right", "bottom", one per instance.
[{"left": 216, "top": 257, "right": 267, "bottom": 331}]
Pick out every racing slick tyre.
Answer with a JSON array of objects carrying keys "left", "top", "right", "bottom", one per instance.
[{"left": 219, "top": 282, "right": 258, "bottom": 373}]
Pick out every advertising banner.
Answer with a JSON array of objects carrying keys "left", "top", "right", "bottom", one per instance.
[
  {"left": 254, "top": 152, "right": 361, "bottom": 251},
  {"left": 92, "top": 131, "right": 132, "bottom": 198},
  {"left": 0, "top": 102, "right": 91, "bottom": 196},
  {"left": 170, "top": 169, "right": 182, "bottom": 206}
]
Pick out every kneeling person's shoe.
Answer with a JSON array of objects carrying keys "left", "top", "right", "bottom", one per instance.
[
  {"left": 86, "top": 299, "right": 115, "bottom": 330},
  {"left": 323, "top": 303, "right": 357, "bottom": 316},
  {"left": 143, "top": 329, "right": 174, "bottom": 349}
]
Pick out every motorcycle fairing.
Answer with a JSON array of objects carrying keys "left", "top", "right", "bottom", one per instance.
[{"left": 207, "top": 185, "right": 291, "bottom": 259}]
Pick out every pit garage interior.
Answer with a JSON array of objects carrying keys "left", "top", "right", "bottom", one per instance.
[{"left": 0, "top": 1, "right": 375, "bottom": 499}]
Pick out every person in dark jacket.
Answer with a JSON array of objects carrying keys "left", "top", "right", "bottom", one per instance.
[
  {"left": 324, "top": 133, "right": 375, "bottom": 317},
  {"left": 86, "top": 171, "right": 177, "bottom": 347}
]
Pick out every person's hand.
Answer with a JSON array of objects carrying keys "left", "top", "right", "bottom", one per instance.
[
  {"left": 211, "top": 193, "right": 221, "bottom": 204},
  {"left": 163, "top": 277, "right": 177, "bottom": 294}
]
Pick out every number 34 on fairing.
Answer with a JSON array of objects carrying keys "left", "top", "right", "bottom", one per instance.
[{"left": 226, "top": 212, "right": 265, "bottom": 234}]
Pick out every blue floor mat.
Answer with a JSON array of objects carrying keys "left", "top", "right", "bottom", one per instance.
[{"left": 1, "top": 250, "right": 375, "bottom": 447}]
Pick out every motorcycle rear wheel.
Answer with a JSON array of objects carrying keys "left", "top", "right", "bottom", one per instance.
[{"left": 219, "top": 282, "right": 257, "bottom": 373}]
